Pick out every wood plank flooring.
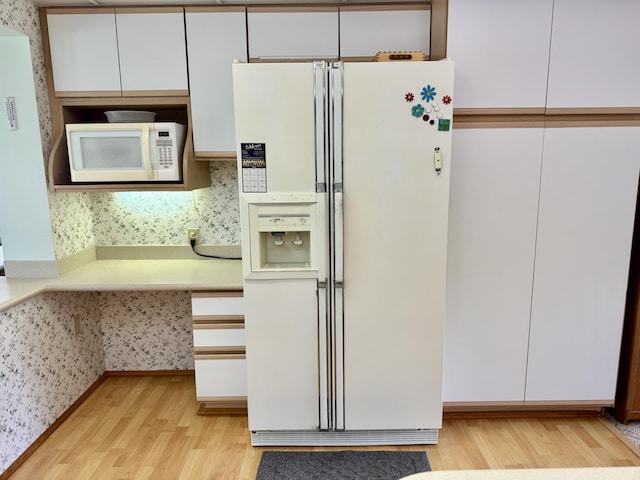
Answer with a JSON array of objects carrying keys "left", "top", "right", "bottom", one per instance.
[{"left": 7, "top": 375, "right": 640, "bottom": 479}]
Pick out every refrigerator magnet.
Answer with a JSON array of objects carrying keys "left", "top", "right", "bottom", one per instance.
[{"left": 438, "top": 119, "right": 451, "bottom": 131}]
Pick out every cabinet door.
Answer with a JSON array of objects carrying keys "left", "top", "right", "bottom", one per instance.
[
  {"left": 115, "top": 8, "right": 188, "bottom": 95},
  {"left": 186, "top": 8, "right": 247, "bottom": 156},
  {"left": 526, "top": 127, "right": 640, "bottom": 402},
  {"left": 446, "top": 0, "right": 553, "bottom": 111},
  {"left": 547, "top": 0, "right": 640, "bottom": 110},
  {"left": 247, "top": 7, "right": 338, "bottom": 61},
  {"left": 46, "top": 10, "right": 121, "bottom": 96},
  {"left": 339, "top": 5, "right": 430, "bottom": 60},
  {"left": 444, "top": 128, "right": 543, "bottom": 403}
]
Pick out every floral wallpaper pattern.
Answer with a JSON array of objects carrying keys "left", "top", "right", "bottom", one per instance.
[
  {"left": 0, "top": 292, "right": 104, "bottom": 473},
  {"left": 48, "top": 192, "right": 96, "bottom": 257},
  {"left": 100, "top": 291, "right": 194, "bottom": 371},
  {"left": 0, "top": 289, "right": 195, "bottom": 473},
  {"left": 91, "top": 162, "right": 240, "bottom": 246}
]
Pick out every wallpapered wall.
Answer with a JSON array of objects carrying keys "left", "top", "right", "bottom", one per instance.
[
  {"left": 0, "top": 292, "right": 104, "bottom": 473},
  {"left": 1, "top": 1, "right": 212, "bottom": 472},
  {"left": 0, "top": 289, "right": 195, "bottom": 473},
  {"left": 91, "top": 162, "right": 240, "bottom": 246},
  {"left": 1, "top": 0, "right": 241, "bottom": 259}
]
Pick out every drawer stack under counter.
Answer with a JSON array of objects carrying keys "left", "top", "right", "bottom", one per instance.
[{"left": 191, "top": 291, "right": 247, "bottom": 414}]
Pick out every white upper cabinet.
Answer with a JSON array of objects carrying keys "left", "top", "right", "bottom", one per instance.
[
  {"left": 186, "top": 7, "right": 248, "bottom": 156},
  {"left": 339, "top": 5, "right": 430, "bottom": 59},
  {"left": 247, "top": 7, "right": 338, "bottom": 61},
  {"left": 546, "top": 0, "right": 640, "bottom": 110},
  {"left": 46, "top": 10, "right": 121, "bottom": 95},
  {"left": 446, "top": 0, "right": 553, "bottom": 111},
  {"left": 525, "top": 127, "right": 640, "bottom": 402},
  {"left": 46, "top": 8, "right": 188, "bottom": 96},
  {"left": 444, "top": 128, "right": 543, "bottom": 403},
  {"left": 115, "top": 8, "right": 188, "bottom": 95}
]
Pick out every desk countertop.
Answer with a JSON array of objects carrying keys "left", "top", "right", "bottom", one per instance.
[{"left": 0, "top": 258, "right": 243, "bottom": 311}]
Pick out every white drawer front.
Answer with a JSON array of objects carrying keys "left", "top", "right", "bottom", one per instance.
[
  {"left": 193, "top": 327, "right": 246, "bottom": 348},
  {"left": 191, "top": 295, "right": 244, "bottom": 316},
  {"left": 195, "top": 358, "right": 248, "bottom": 398}
]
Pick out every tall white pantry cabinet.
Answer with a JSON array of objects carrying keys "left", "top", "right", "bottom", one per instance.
[{"left": 445, "top": 0, "right": 640, "bottom": 407}]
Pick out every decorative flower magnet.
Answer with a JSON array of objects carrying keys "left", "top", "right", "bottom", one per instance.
[
  {"left": 421, "top": 85, "right": 436, "bottom": 102},
  {"left": 405, "top": 83, "right": 452, "bottom": 128},
  {"left": 412, "top": 104, "right": 425, "bottom": 117}
]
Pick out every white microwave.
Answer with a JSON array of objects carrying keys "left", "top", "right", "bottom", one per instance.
[{"left": 66, "top": 122, "right": 185, "bottom": 183}]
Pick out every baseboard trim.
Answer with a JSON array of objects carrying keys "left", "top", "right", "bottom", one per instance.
[
  {"left": 197, "top": 396, "right": 247, "bottom": 415},
  {"left": 0, "top": 372, "right": 108, "bottom": 480},
  {"left": 444, "top": 410, "right": 601, "bottom": 419},
  {"left": 105, "top": 369, "right": 195, "bottom": 377},
  {"left": 443, "top": 401, "right": 605, "bottom": 419}
]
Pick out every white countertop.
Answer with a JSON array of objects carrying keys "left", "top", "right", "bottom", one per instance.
[
  {"left": 402, "top": 467, "right": 640, "bottom": 480},
  {"left": 0, "top": 258, "right": 243, "bottom": 311}
]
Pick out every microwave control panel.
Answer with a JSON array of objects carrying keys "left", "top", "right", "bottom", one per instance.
[{"left": 156, "top": 132, "right": 175, "bottom": 169}]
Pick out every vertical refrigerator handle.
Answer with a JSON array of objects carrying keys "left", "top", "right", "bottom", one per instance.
[
  {"left": 333, "top": 275, "right": 345, "bottom": 431},
  {"left": 330, "top": 62, "right": 345, "bottom": 431},
  {"left": 317, "top": 279, "right": 330, "bottom": 430},
  {"left": 314, "top": 61, "right": 331, "bottom": 431},
  {"left": 333, "top": 190, "right": 344, "bottom": 284}
]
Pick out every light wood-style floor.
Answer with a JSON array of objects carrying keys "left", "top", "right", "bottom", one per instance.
[{"left": 8, "top": 375, "right": 640, "bottom": 479}]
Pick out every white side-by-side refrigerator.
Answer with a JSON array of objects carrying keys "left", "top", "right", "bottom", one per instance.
[{"left": 233, "top": 60, "right": 454, "bottom": 446}]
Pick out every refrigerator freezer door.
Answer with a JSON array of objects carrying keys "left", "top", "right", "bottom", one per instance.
[
  {"left": 243, "top": 279, "right": 320, "bottom": 430},
  {"left": 234, "top": 62, "right": 332, "bottom": 433},
  {"left": 340, "top": 61, "right": 454, "bottom": 430},
  {"left": 233, "top": 62, "right": 318, "bottom": 194}
]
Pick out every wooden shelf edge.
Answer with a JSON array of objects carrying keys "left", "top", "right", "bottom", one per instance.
[{"left": 194, "top": 151, "right": 237, "bottom": 162}]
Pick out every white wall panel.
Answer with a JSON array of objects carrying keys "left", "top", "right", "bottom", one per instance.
[
  {"left": 547, "top": 0, "right": 640, "bottom": 109},
  {"left": 444, "top": 128, "right": 543, "bottom": 402},
  {"left": 247, "top": 8, "right": 338, "bottom": 60},
  {"left": 340, "top": 7, "right": 430, "bottom": 58},
  {"left": 447, "top": 0, "right": 553, "bottom": 110},
  {"left": 526, "top": 127, "right": 640, "bottom": 401}
]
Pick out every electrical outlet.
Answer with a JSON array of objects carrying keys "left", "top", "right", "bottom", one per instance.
[
  {"left": 72, "top": 314, "right": 82, "bottom": 335},
  {"left": 187, "top": 228, "right": 200, "bottom": 244}
]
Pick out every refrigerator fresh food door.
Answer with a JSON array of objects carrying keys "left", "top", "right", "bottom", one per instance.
[{"left": 339, "top": 61, "right": 454, "bottom": 430}]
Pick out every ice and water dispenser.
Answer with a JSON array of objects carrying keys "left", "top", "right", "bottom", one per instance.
[{"left": 244, "top": 196, "right": 319, "bottom": 278}]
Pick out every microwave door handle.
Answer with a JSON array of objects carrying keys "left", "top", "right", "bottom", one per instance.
[{"left": 142, "top": 125, "right": 155, "bottom": 180}]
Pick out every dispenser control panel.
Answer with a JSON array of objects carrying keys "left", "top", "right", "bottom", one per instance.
[{"left": 258, "top": 214, "right": 310, "bottom": 229}]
